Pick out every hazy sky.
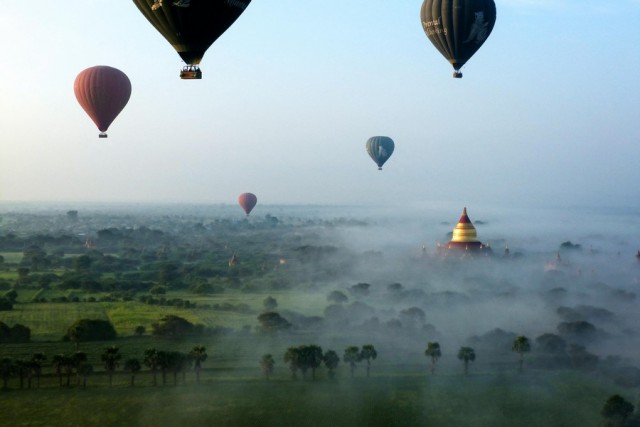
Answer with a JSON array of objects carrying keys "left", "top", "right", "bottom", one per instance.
[{"left": 0, "top": 1, "right": 638, "bottom": 209}]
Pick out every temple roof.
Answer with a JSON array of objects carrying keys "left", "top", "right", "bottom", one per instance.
[{"left": 451, "top": 207, "right": 479, "bottom": 243}]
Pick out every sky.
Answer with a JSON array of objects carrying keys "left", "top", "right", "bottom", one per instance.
[{"left": 0, "top": 1, "right": 639, "bottom": 210}]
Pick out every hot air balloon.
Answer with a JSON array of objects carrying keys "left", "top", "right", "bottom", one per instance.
[
  {"left": 74, "top": 66, "right": 132, "bottom": 138},
  {"left": 420, "top": 0, "right": 496, "bottom": 78},
  {"left": 132, "top": 0, "right": 252, "bottom": 79},
  {"left": 238, "top": 192, "right": 257, "bottom": 215},
  {"left": 366, "top": 136, "right": 395, "bottom": 170}
]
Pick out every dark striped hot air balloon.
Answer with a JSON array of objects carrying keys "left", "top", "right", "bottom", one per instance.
[
  {"left": 366, "top": 136, "right": 395, "bottom": 170},
  {"left": 132, "top": 0, "right": 252, "bottom": 79},
  {"left": 74, "top": 66, "right": 132, "bottom": 138},
  {"left": 238, "top": 192, "right": 257, "bottom": 215},
  {"left": 420, "top": 0, "right": 496, "bottom": 78}
]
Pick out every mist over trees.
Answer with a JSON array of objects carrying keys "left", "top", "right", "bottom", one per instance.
[{"left": 1, "top": 204, "right": 640, "bottom": 424}]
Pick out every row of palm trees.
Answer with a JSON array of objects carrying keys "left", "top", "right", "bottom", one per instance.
[
  {"left": 0, "top": 336, "right": 532, "bottom": 389},
  {"left": 0, "top": 345, "right": 208, "bottom": 390},
  {"left": 269, "top": 344, "right": 378, "bottom": 380},
  {"left": 425, "top": 336, "right": 531, "bottom": 376}
]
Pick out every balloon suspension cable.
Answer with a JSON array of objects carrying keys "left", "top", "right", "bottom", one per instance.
[{"left": 99, "top": 132, "right": 108, "bottom": 138}]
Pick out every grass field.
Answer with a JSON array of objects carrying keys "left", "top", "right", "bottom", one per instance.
[
  {"left": 1, "top": 288, "right": 331, "bottom": 341},
  {"left": 0, "top": 368, "right": 616, "bottom": 427}
]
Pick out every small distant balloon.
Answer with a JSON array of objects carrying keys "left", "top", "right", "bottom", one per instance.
[
  {"left": 238, "top": 193, "right": 257, "bottom": 215},
  {"left": 420, "top": 0, "right": 497, "bottom": 78},
  {"left": 131, "top": 0, "right": 252, "bottom": 79},
  {"left": 74, "top": 66, "right": 132, "bottom": 138},
  {"left": 366, "top": 136, "right": 395, "bottom": 170}
]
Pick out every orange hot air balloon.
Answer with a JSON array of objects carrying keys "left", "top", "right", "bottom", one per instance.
[
  {"left": 74, "top": 66, "right": 132, "bottom": 138},
  {"left": 238, "top": 193, "right": 257, "bottom": 215}
]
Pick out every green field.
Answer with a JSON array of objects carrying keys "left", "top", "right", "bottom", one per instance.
[
  {"left": 0, "top": 366, "right": 617, "bottom": 427},
  {"left": 1, "top": 288, "right": 330, "bottom": 341}
]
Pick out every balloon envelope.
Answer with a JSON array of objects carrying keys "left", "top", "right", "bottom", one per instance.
[
  {"left": 74, "top": 66, "right": 132, "bottom": 137},
  {"left": 420, "top": 0, "right": 496, "bottom": 76},
  {"left": 366, "top": 136, "right": 395, "bottom": 170},
  {"left": 238, "top": 193, "right": 257, "bottom": 215},
  {"left": 132, "top": 0, "right": 252, "bottom": 66}
]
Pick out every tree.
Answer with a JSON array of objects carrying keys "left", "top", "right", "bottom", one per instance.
[
  {"left": 263, "top": 296, "right": 278, "bottom": 311},
  {"left": 0, "top": 358, "right": 13, "bottom": 390},
  {"left": 165, "top": 351, "right": 187, "bottom": 386},
  {"left": 360, "top": 345, "right": 377, "bottom": 377},
  {"left": 66, "top": 210, "right": 79, "bottom": 221},
  {"left": 14, "top": 360, "right": 31, "bottom": 390},
  {"left": 189, "top": 345, "right": 207, "bottom": 384},
  {"left": 301, "top": 345, "right": 323, "bottom": 380},
  {"left": 0, "top": 298, "right": 12, "bottom": 311},
  {"left": 601, "top": 395, "right": 634, "bottom": 427},
  {"left": 257, "top": 312, "right": 291, "bottom": 333},
  {"left": 101, "top": 346, "right": 122, "bottom": 387},
  {"left": 134, "top": 325, "right": 146, "bottom": 336},
  {"left": 8, "top": 323, "right": 30, "bottom": 343},
  {"left": 261, "top": 354, "right": 275, "bottom": 380},
  {"left": 52, "top": 354, "right": 68, "bottom": 387},
  {"left": 76, "top": 363, "right": 93, "bottom": 388},
  {"left": 156, "top": 351, "right": 170, "bottom": 386},
  {"left": 425, "top": 342, "right": 441, "bottom": 375},
  {"left": 4, "top": 289, "right": 18, "bottom": 303},
  {"left": 71, "top": 352, "right": 88, "bottom": 386},
  {"left": 327, "top": 290, "right": 348, "bottom": 304},
  {"left": 67, "top": 319, "right": 117, "bottom": 349},
  {"left": 343, "top": 346, "right": 362, "bottom": 378},
  {"left": 457, "top": 347, "right": 476, "bottom": 376},
  {"left": 51, "top": 354, "right": 75, "bottom": 388},
  {"left": 284, "top": 347, "right": 302, "bottom": 380},
  {"left": 124, "top": 358, "right": 141, "bottom": 387},
  {"left": 143, "top": 348, "right": 160, "bottom": 386},
  {"left": 323, "top": 350, "right": 339, "bottom": 379},
  {"left": 349, "top": 283, "right": 370, "bottom": 297},
  {"left": 31, "top": 352, "right": 46, "bottom": 388},
  {"left": 151, "top": 315, "right": 197, "bottom": 337},
  {"left": 512, "top": 336, "right": 531, "bottom": 373},
  {"left": 535, "top": 333, "right": 566, "bottom": 354}
]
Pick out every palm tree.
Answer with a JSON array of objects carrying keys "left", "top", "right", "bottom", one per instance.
[
  {"left": 457, "top": 347, "right": 476, "bottom": 376},
  {"left": 302, "top": 345, "right": 323, "bottom": 380},
  {"left": 156, "top": 351, "right": 170, "bottom": 386},
  {"left": 260, "top": 354, "right": 275, "bottom": 380},
  {"left": 283, "top": 347, "right": 301, "bottom": 380},
  {"left": 101, "top": 346, "right": 122, "bottom": 387},
  {"left": 52, "top": 354, "right": 74, "bottom": 387},
  {"left": 143, "top": 348, "right": 160, "bottom": 386},
  {"left": 31, "top": 352, "right": 46, "bottom": 388},
  {"left": 72, "top": 352, "right": 88, "bottom": 386},
  {"left": 360, "top": 345, "right": 377, "bottom": 378},
  {"left": 15, "top": 360, "right": 29, "bottom": 389},
  {"left": 165, "top": 351, "right": 186, "bottom": 386},
  {"left": 0, "top": 358, "right": 13, "bottom": 390},
  {"left": 52, "top": 354, "right": 66, "bottom": 387},
  {"left": 425, "top": 342, "right": 441, "bottom": 375},
  {"left": 124, "top": 359, "right": 141, "bottom": 387},
  {"left": 512, "top": 336, "right": 531, "bottom": 373},
  {"left": 323, "top": 350, "right": 339, "bottom": 379},
  {"left": 343, "top": 346, "right": 362, "bottom": 378},
  {"left": 76, "top": 363, "right": 93, "bottom": 388},
  {"left": 189, "top": 345, "right": 207, "bottom": 384}
]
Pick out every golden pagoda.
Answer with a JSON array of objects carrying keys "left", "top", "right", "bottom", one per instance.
[{"left": 447, "top": 207, "right": 484, "bottom": 251}]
